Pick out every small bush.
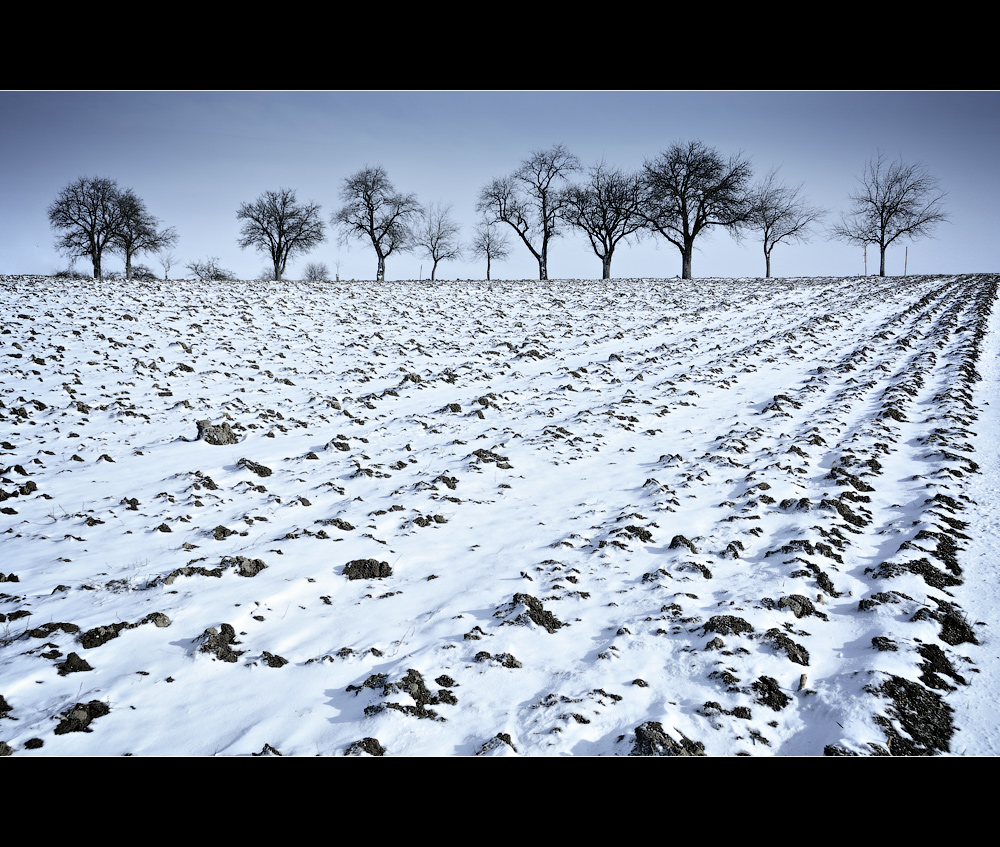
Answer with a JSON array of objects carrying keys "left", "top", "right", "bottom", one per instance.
[
  {"left": 186, "top": 257, "right": 236, "bottom": 281},
  {"left": 303, "top": 262, "right": 330, "bottom": 282}
]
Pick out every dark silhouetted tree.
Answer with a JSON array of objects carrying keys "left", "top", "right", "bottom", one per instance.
[
  {"left": 563, "top": 161, "right": 647, "bottom": 279},
  {"left": 333, "top": 166, "right": 422, "bottom": 281},
  {"left": 831, "top": 150, "right": 948, "bottom": 276},
  {"left": 641, "top": 140, "right": 754, "bottom": 279},
  {"left": 470, "top": 217, "right": 511, "bottom": 281},
  {"left": 746, "top": 168, "right": 824, "bottom": 278},
  {"left": 47, "top": 176, "right": 125, "bottom": 280},
  {"left": 414, "top": 202, "right": 463, "bottom": 280},
  {"left": 477, "top": 144, "right": 580, "bottom": 280},
  {"left": 237, "top": 188, "right": 325, "bottom": 282},
  {"left": 112, "top": 187, "right": 178, "bottom": 280}
]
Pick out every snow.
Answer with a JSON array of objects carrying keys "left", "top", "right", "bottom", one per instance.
[{"left": 1, "top": 273, "right": 997, "bottom": 756}]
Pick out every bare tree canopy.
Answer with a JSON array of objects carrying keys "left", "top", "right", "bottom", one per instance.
[
  {"left": 469, "top": 217, "right": 511, "bottom": 281},
  {"left": 47, "top": 176, "right": 126, "bottom": 280},
  {"left": 333, "top": 166, "right": 422, "bottom": 281},
  {"left": 746, "top": 168, "right": 824, "bottom": 278},
  {"left": 831, "top": 150, "right": 949, "bottom": 276},
  {"left": 113, "top": 187, "right": 178, "bottom": 281},
  {"left": 237, "top": 188, "right": 325, "bottom": 282},
  {"left": 641, "top": 140, "right": 754, "bottom": 279},
  {"left": 563, "top": 161, "right": 647, "bottom": 279},
  {"left": 413, "top": 202, "right": 463, "bottom": 280},
  {"left": 477, "top": 144, "right": 580, "bottom": 280}
]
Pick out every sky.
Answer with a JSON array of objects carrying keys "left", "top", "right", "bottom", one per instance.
[{"left": 2, "top": 90, "right": 998, "bottom": 281}]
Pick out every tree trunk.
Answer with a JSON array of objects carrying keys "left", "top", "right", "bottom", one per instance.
[
  {"left": 879, "top": 247, "right": 886, "bottom": 277},
  {"left": 125, "top": 252, "right": 133, "bottom": 281},
  {"left": 764, "top": 247, "right": 771, "bottom": 279},
  {"left": 538, "top": 254, "right": 547, "bottom": 281},
  {"left": 431, "top": 259, "right": 439, "bottom": 281},
  {"left": 486, "top": 256, "right": 491, "bottom": 281},
  {"left": 602, "top": 253, "right": 612, "bottom": 280},
  {"left": 377, "top": 253, "right": 385, "bottom": 282},
  {"left": 681, "top": 242, "right": 693, "bottom": 280},
  {"left": 92, "top": 255, "right": 101, "bottom": 280}
]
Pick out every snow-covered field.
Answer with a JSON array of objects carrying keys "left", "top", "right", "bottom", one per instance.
[{"left": 2, "top": 273, "right": 998, "bottom": 756}]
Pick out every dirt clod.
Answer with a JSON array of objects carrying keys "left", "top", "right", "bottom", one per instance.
[
  {"left": 630, "top": 721, "right": 705, "bottom": 756},
  {"left": 511, "top": 593, "right": 564, "bottom": 633},
  {"left": 56, "top": 652, "right": 93, "bottom": 675},
  {"left": 54, "top": 700, "right": 110, "bottom": 734},
  {"left": 195, "top": 420, "right": 239, "bottom": 446},
  {"left": 346, "top": 737, "right": 385, "bottom": 756},
  {"left": 343, "top": 559, "right": 392, "bottom": 580},
  {"left": 198, "top": 623, "right": 244, "bottom": 663}
]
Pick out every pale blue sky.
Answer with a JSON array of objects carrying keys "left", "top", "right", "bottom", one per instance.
[{"left": 2, "top": 91, "right": 997, "bottom": 279}]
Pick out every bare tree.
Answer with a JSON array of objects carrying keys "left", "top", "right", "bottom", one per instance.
[
  {"left": 831, "top": 150, "right": 948, "bottom": 276},
  {"left": 746, "top": 168, "right": 824, "bottom": 278},
  {"left": 414, "top": 202, "right": 463, "bottom": 280},
  {"left": 47, "top": 176, "right": 126, "bottom": 280},
  {"left": 641, "top": 140, "right": 754, "bottom": 279},
  {"left": 186, "top": 256, "right": 236, "bottom": 281},
  {"left": 159, "top": 251, "right": 177, "bottom": 280},
  {"left": 563, "top": 161, "right": 647, "bottom": 279},
  {"left": 112, "top": 187, "right": 178, "bottom": 280},
  {"left": 303, "top": 261, "right": 330, "bottom": 282},
  {"left": 477, "top": 144, "right": 580, "bottom": 280},
  {"left": 333, "top": 166, "right": 422, "bottom": 282},
  {"left": 469, "top": 217, "right": 511, "bottom": 281},
  {"left": 236, "top": 188, "right": 325, "bottom": 282}
]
